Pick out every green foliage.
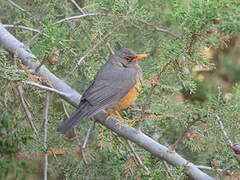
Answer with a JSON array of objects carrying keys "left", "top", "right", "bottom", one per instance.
[{"left": 1, "top": 0, "right": 240, "bottom": 179}]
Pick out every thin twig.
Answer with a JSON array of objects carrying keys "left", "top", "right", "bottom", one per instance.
[
  {"left": 124, "top": 17, "right": 177, "bottom": 37},
  {"left": 62, "top": 101, "right": 70, "bottom": 118},
  {"left": 196, "top": 165, "right": 235, "bottom": 173},
  {"left": 82, "top": 120, "right": 95, "bottom": 149},
  {"left": 215, "top": 115, "right": 233, "bottom": 146},
  {"left": 163, "top": 161, "right": 173, "bottom": 176},
  {"left": 17, "top": 86, "right": 38, "bottom": 135},
  {"left": 126, "top": 140, "right": 150, "bottom": 173},
  {"left": 5, "top": 0, "right": 32, "bottom": 16},
  {"left": 105, "top": 42, "right": 114, "bottom": 55},
  {"left": 3, "top": 24, "right": 41, "bottom": 33},
  {"left": 43, "top": 92, "right": 50, "bottom": 180},
  {"left": 74, "top": 120, "right": 95, "bottom": 164},
  {"left": 27, "top": 31, "right": 43, "bottom": 47},
  {"left": 69, "top": 21, "right": 124, "bottom": 75},
  {"left": 61, "top": 101, "right": 77, "bottom": 139},
  {"left": 55, "top": 13, "right": 105, "bottom": 24},
  {"left": 69, "top": 0, "right": 85, "bottom": 14},
  {"left": 21, "top": 81, "right": 70, "bottom": 97}
]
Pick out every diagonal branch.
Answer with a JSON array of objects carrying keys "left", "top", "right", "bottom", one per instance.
[
  {"left": 69, "top": 21, "right": 124, "bottom": 75},
  {"left": 0, "top": 23, "right": 214, "bottom": 180},
  {"left": 17, "top": 85, "right": 38, "bottom": 135}
]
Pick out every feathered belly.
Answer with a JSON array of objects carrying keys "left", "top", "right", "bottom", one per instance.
[{"left": 108, "top": 82, "right": 141, "bottom": 111}]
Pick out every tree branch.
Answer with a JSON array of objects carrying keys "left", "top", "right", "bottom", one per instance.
[
  {"left": 43, "top": 92, "right": 50, "bottom": 180},
  {"left": 0, "top": 23, "right": 214, "bottom": 180},
  {"left": 21, "top": 81, "right": 70, "bottom": 97},
  {"left": 69, "top": 21, "right": 124, "bottom": 75},
  {"left": 126, "top": 140, "right": 150, "bottom": 173},
  {"left": 55, "top": 12, "right": 177, "bottom": 37},
  {"left": 215, "top": 115, "right": 233, "bottom": 146},
  {"left": 3, "top": 24, "right": 41, "bottom": 33},
  {"left": 17, "top": 85, "right": 38, "bottom": 135}
]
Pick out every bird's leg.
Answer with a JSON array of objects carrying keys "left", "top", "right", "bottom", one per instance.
[{"left": 106, "top": 110, "right": 123, "bottom": 120}]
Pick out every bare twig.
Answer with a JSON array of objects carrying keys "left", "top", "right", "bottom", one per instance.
[
  {"left": 106, "top": 42, "right": 114, "bottom": 55},
  {"left": 74, "top": 120, "right": 96, "bottom": 164},
  {"left": 163, "top": 161, "right": 173, "bottom": 176},
  {"left": 196, "top": 165, "right": 235, "bottom": 173},
  {"left": 215, "top": 115, "right": 233, "bottom": 146},
  {"left": 62, "top": 101, "right": 70, "bottom": 118},
  {"left": 69, "top": 0, "right": 85, "bottom": 14},
  {"left": 5, "top": 0, "right": 32, "bottom": 16},
  {"left": 21, "top": 81, "right": 70, "bottom": 97},
  {"left": 17, "top": 86, "right": 38, "bottom": 135},
  {"left": 55, "top": 13, "right": 104, "bottom": 24},
  {"left": 82, "top": 120, "right": 95, "bottom": 149},
  {"left": 27, "top": 31, "right": 43, "bottom": 47},
  {"left": 3, "top": 24, "right": 41, "bottom": 33},
  {"left": 124, "top": 17, "right": 177, "bottom": 37},
  {"left": 55, "top": 12, "right": 177, "bottom": 37},
  {"left": 126, "top": 140, "right": 150, "bottom": 173},
  {"left": 69, "top": 21, "right": 124, "bottom": 74},
  {"left": 43, "top": 92, "right": 50, "bottom": 180}
]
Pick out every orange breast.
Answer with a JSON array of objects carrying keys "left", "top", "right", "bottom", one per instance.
[{"left": 109, "top": 82, "right": 141, "bottom": 111}]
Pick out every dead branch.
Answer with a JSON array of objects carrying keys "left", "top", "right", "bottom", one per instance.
[
  {"left": 21, "top": 81, "right": 70, "bottom": 97},
  {"left": 126, "top": 140, "right": 150, "bottom": 173},
  {"left": 5, "top": 0, "right": 32, "bottom": 16},
  {"left": 3, "top": 24, "right": 41, "bottom": 33},
  {"left": 43, "top": 92, "right": 50, "bottom": 180},
  {"left": 17, "top": 85, "right": 38, "bottom": 135},
  {"left": 215, "top": 115, "right": 233, "bottom": 146},
  {"left": 69, "top": 0, "right": 85, "bottom": 14},
  {"left": 82, "top": 120, "right": 95, "bottom": 149}
]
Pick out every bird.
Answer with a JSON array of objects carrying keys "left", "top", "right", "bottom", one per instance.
[{"left": 57, "top": 48, "right": 148, "bottom": 133}]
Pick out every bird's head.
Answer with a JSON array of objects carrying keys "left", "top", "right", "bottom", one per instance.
[{"left": 114, "top": 48, "right": 148, "bottom": 66}]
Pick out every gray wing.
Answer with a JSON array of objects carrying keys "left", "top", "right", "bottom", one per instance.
[
  {"left": 57, "top": 67, "right": 138, "bottom": 133},
  {"left": 82, "top": 69, "right": 137, "bottom": 108}
]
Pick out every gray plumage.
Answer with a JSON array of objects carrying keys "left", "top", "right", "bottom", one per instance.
[{"left": 57, "top": 48, "right": 143, "bottom": 133}]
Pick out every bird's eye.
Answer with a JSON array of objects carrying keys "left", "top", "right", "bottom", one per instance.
[{"left": 125, "top": 56, "right": 134, "bottom": 62}]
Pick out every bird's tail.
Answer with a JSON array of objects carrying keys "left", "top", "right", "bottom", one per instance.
[{"left": 57, "top": 102, "right": 92, "bottom": 133}]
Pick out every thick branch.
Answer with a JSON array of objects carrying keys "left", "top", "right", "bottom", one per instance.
[
  {"left": 0, "top": 24, "right": 81, "bottom": 105},
  {"left": 0, "top": 23, "right": 214, "bottom": 180}
]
